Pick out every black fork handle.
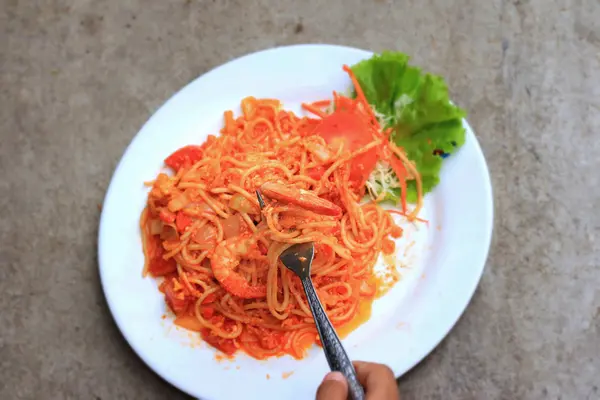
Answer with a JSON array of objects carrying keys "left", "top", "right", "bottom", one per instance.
[{"left": 300, "top": 276, "right": 365, "bottom": 400}]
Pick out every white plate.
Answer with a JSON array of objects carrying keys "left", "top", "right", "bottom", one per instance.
[{"left": 99, "top": 44, "right": 493, "bottom": 400}]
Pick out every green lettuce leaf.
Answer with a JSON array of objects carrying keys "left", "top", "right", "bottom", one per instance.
[{"left": 351, "top": 51, "right": 467, "bottom": 203}]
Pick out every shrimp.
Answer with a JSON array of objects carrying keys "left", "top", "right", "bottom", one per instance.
[
  {"left": 260, "top": 182, "right": 342, "bottom": 217},
  {"left": 210, "top": 236, "right": 267, "bottom": 299}
]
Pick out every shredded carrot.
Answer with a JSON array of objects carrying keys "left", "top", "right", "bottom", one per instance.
[
  {"left": 387, "top": 209, "right": 429, "bottom": 226},
  {"left": 310, "top": 99, "right": 331, "bottom": 108},
  {"left": 302, "top": 103, "right": 328, "bottom": 118},
  {"left": 336, "top": 95, "right": 356, "bottom": 112},
  {"left": 387, "top": 156, "right": 408, "bottom": 213},
  {"left": 342, "top": 65, "right": 379, "bottom": 129},
  {"left": 332, "top": 91, "right": 340, "bottom": 106}
]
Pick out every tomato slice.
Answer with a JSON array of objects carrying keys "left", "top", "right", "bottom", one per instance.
[
  {"left": 200, "top": 306, "right": 215, "bottom": 319},
  {"left": 315, "top": 243, "right": 333, "bottom": 259},
  {"left": 314, "top": 111, "right": 378, "bottom": 186},
  {"left": 175, "top": 212, "right": 193, "bottom": 233},
  {"left": 201, "top": 293, "right": 217, "bottom": 305},
  {"left": 201, "top": 328, "right": 238, "bottom": 356},
  {"left": 147, "top": 238, "right": 177, "bottom": 277},
  {"left": 164, "top": 145, "right": 204, "bottom": 171},
  {"left": 148, "top": 254, "right": 177, "bottom": 277},
  {"left": 307, "top": 165, "right": 326, "bottom": 181}
]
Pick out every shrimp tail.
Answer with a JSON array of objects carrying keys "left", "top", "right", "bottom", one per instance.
[{"left": 220, "top": 275, "right": 267, "bottom": 299}]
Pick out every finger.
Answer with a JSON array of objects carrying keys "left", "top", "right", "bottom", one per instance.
[
  {"left": 316, "top": 371, "right": 348, "bottom": 400},
  {"left": 353, "top": 361, "right": 400, "bottom": 399}
]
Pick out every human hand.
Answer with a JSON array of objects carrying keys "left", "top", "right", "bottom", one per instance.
[{"left": 316, "top": 361, "right": 400, "bottom": 399}]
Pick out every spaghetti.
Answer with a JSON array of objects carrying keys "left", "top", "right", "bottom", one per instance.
[{"left": 140, "top": 66, "right": 422, "bottom": 359}]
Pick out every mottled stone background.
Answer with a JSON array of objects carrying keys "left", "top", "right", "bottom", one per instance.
[{"left": 1, "top": 0, "right": 599, "bottom": 399}]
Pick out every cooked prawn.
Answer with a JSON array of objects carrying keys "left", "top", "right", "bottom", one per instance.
[
  {"left": 210, "top": 236, "right": 267, "bottom": 299},
  {"left": 260, "top": 182, "right": 342, "bottom": 217}
]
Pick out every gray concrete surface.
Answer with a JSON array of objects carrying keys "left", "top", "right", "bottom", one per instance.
[{"left": 1, "top": 0, "right": 599, "bottom": 399}]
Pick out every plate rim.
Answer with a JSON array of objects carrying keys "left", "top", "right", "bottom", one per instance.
[{"left": 98, "top": 43, "right": 494, "bottom": 399}]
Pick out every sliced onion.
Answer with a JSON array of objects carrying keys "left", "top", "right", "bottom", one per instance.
[
  {"left": 229, "top": 194, "right": 256, "bottom": 214},
  {"left": 306, "top": 142, "right": 332, "bottom": 162},
  {"left": 222, "top": 214, "right": 242, "bottom": 239},
  {"left": 183, "top": 201, "right": 214, "bottom": 215},
  {"left": 313, "top": 148, "right": 331, "bottom": 162},
  {"left": 149, "top": 219, "right": 163, "bottom": 235},
  {"left": 160, "top": 225, "right": 178, "bottom": 240},
  {"left": 193, "top": 224, "right": 217, "bottom": 244},
  {"left": 168, "top": 192, "right": 190, "bottom": 212}
]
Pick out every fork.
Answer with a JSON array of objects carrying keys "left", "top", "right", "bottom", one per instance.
[{"left": 256, "top": 190, "right": 365, "bottom": 400}]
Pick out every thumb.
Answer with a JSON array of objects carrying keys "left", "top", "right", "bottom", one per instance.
[{"left": 316, "top": 372, "right": 348, "bottom": 400}]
